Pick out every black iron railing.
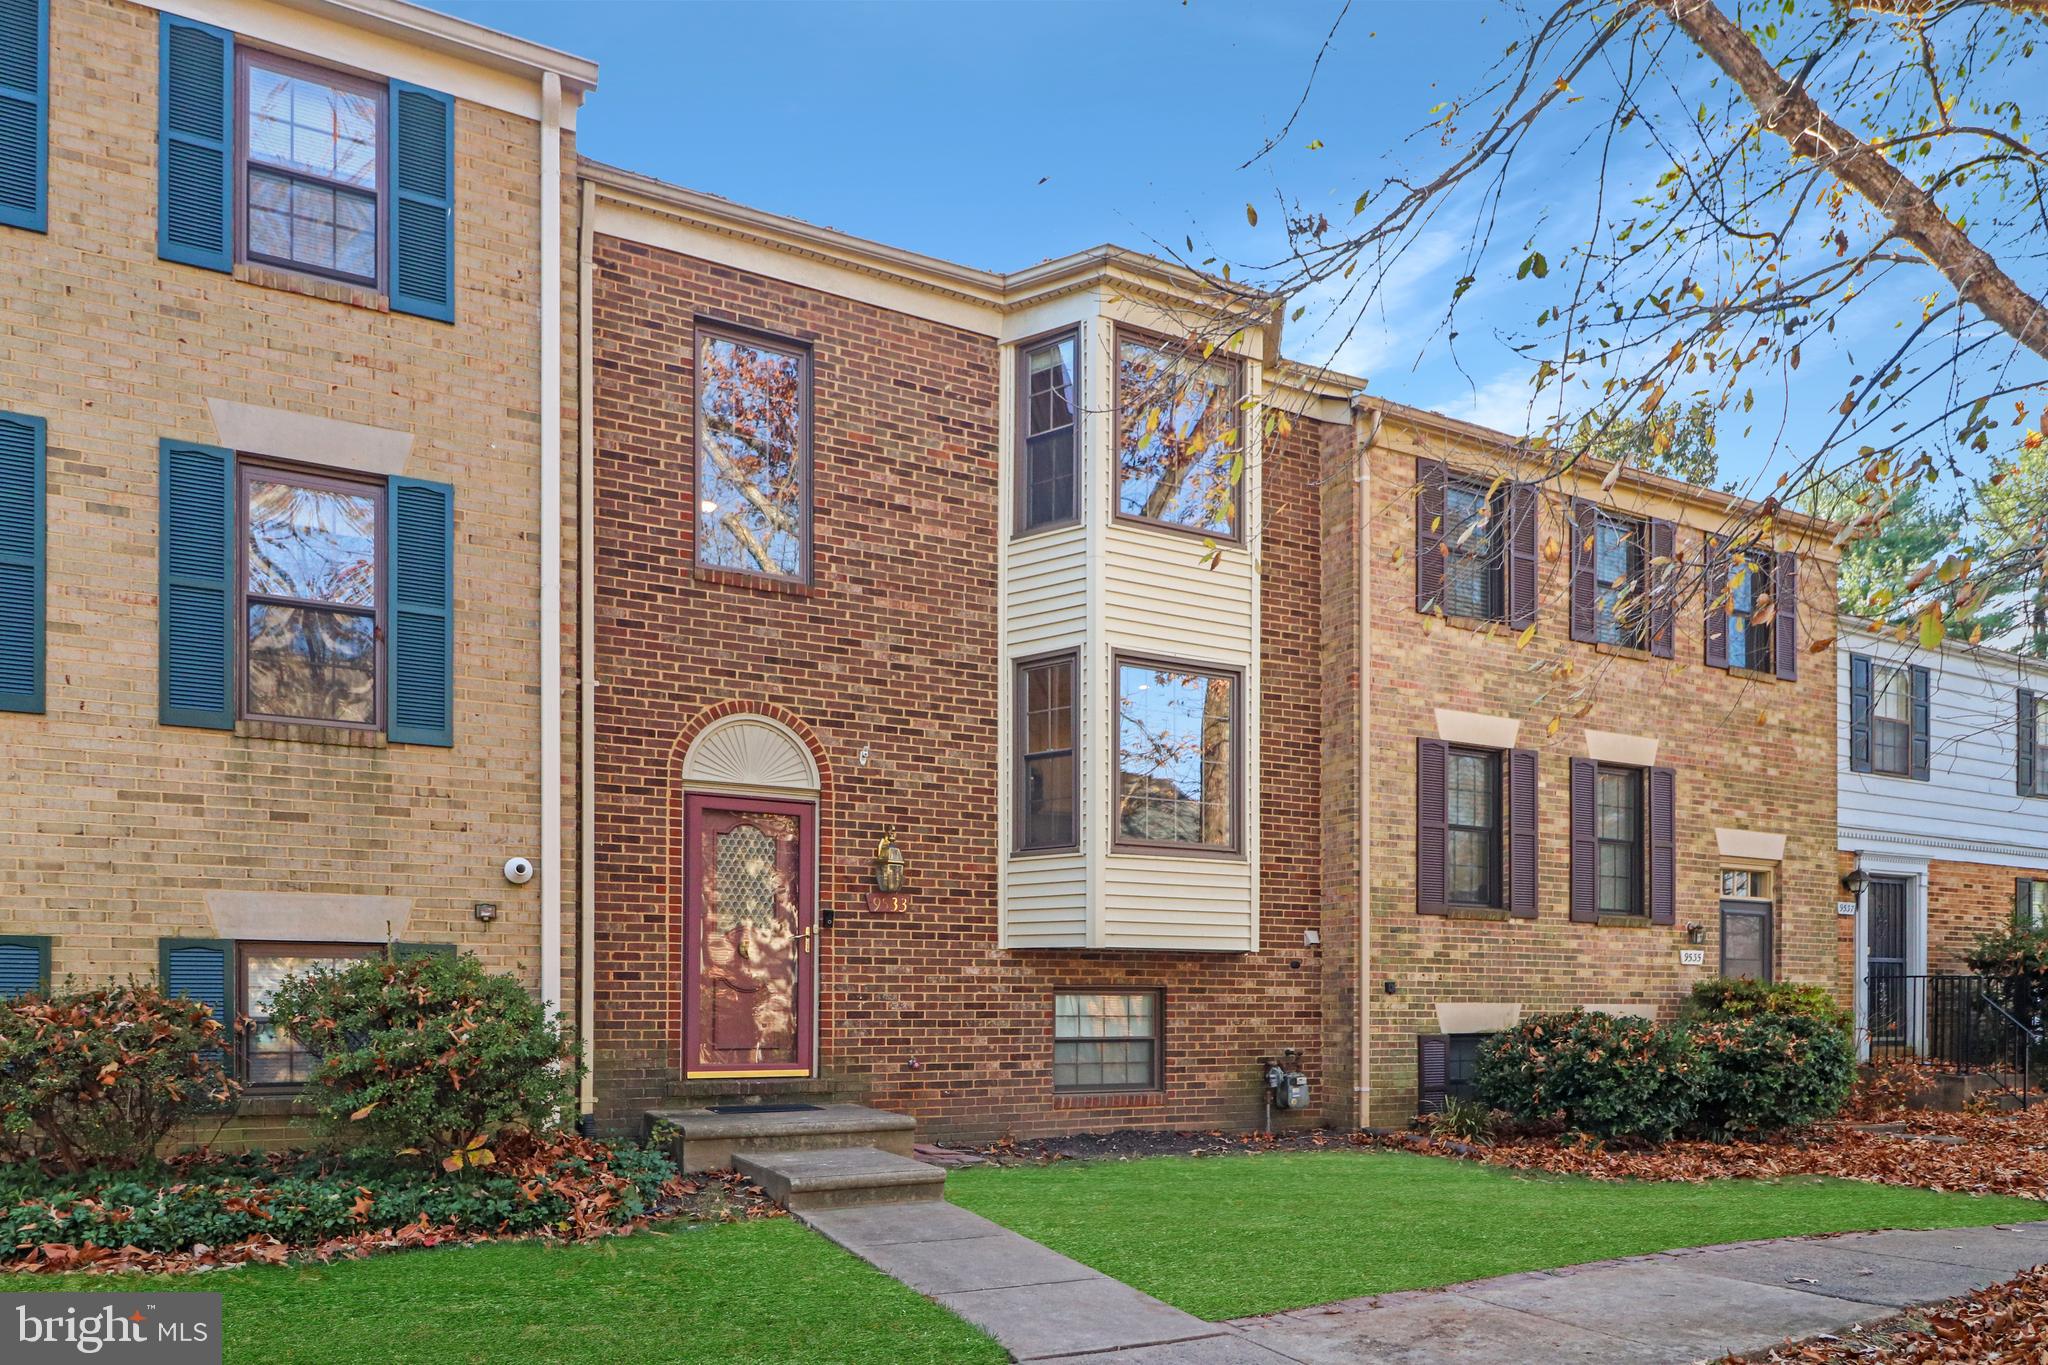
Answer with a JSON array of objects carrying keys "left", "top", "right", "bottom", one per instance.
[{"left": 1862, "top": 972, "right": 2044, "bottom": 1101}]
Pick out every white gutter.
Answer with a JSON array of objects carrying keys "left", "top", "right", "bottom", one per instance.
[
  {"left": 537, "top": 71, "right": 563, "bottom": 1025},
  {"left": 576, "top": 176, "right": 598, "bottom": 1115}
]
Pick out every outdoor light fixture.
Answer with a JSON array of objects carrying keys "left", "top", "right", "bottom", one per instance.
[
  {"left": 1685, "top": 922, "right": 1706, "bottom": 945},
  {"left": 873, "top": 830, "right": 906, "bottom": 894},
  {"left": 1841, "top": 869, "right": 1868, "bottom": 897}
]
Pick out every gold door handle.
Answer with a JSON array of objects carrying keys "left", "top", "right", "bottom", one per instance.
[{"left": 792, "top": 926, "right": 820, "bottom": 954}]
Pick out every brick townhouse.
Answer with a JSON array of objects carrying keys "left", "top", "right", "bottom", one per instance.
[
  {"left": 573, "top": 156, "right": 1842, "bottom": 1136},
  {"left": 1, "top": 0, "right": 1851, "bottom": 1143},
  {"left": 0, "top": 0, "right": 592, "bottom": 1143},
  {"left": 1836, "top": 618, "right": 2048, "bottom": 1052}
]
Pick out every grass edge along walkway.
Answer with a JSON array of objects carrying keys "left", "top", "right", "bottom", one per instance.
[
  {"left": 19, "top": 1215, "right": 1007, "bottom": 1365},
  {"left": 946, "top": 1147, "right": 2045, "bottom": 1321}
]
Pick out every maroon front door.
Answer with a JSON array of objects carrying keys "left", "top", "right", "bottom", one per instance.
[{"left": 683, "top": 793, "right": 816, "bottom": 1078}]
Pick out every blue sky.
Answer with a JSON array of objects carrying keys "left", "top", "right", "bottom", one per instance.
[{"left": 427, "top": 1, "right": 2041, "bottom": 504}]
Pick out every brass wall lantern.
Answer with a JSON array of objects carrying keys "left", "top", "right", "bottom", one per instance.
[{"left": 873, "top": 830, "right": 906, "bottom": 894}]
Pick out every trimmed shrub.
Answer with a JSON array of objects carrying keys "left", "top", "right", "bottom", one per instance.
[
  {"left": 0, "top": 984, "right": 238, "bottom": 1173},
  {"left": 1680, "top": 978, "right": 1851, "bottom": 1034},
  {"left": 1686, "top": 1013, "right": 1855, "bottom": 1139},
  {"left": 266, "top": 952, "right": 579, "bottom": 1168},
  {"left": 1477, "top": 1011, "right": 1697, "bottom": 1143}
]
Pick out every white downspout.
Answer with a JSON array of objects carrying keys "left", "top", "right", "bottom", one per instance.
[
  {"left": 576, "top": 177, "right": 598, "bottom": 1115},
  {"left": 538, "top": 72, "right": 564, "bottom": 1026},
  {"left": 1355, "top": 401, "right": 1380, "bottom": 1129}
]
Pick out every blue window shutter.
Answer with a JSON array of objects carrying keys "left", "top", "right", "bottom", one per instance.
[
  {"left": 0, "top": 0, "right": 49, "bottom": 233},
  {"left": 0, "top": 410, "right": 45, "bottom": 713},
  {"left": 389, "top": 81, "right": 454, "bottom": 322},
  {"left": 158, "top": 937, "right": 233, "bottom": 1066},
  {"left": 157, "top": 13, "right": 232, "bottom": 272},
  {"left": 0, "top": 934, "right": 50, "bottom": 999},
  {"left": 387, "top": 476, "right": 453, "bottom": 745},
  {"left": 158, "top": 439, "right": 234, "bottom": 729}
]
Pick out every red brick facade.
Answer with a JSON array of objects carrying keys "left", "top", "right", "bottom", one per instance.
[{"left": 588, "top": 235, "right": 1329, "bottom": 1140}]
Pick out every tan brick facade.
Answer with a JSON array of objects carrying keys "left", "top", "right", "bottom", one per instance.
[
  {"left": 0, "top": 0, "right": 583, "bottom": 1143},
  {"left": 1328, "top": 409, "right": 1842, "bottom": 1127}
]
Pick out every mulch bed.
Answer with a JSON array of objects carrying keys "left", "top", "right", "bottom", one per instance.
[
  {"left": 4, "top": 1135, "right": 782, "bottom": 1277},
  {"left": 1725, "top": 1261, "right": 2048, "bottom": 1362}
]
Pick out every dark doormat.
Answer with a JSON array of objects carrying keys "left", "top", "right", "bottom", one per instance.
[{"left": 707, "top": 1103, "right": 823, "bottom": 1114}]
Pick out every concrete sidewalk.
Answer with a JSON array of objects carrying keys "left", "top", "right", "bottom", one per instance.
[{"left": 803, "top": 1200, "right": 2048, "bottom": 1364}]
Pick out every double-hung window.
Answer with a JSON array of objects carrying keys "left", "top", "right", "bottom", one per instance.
[
  {"left": 1053, "top": 991, "right": 1161, "bottom": 1092},
  {"left": 2019, "top": 879, "right": 2048, "bottom": 930},
  {"left": 240, "top": 463, "right": 381, "bottom": 727},
  {"left": 1594, "top": 763, "right": 1645, "bottom": 916},
  {"left": 1446, "top": 747, "right": 1503, "bottom": 908},
  {"left": 239, "top": 53, "right": 383, "bottom": 287},
  {"left": 237, "top": 942, "right": 377, "bottom": 1086},
  {"left": 1015, "top": 653, "right": 1077, "bottom": 852},
  {"left": 1114, "top": 656, "right": 1241, "bottom": 853},
  {"left": 695, "top": 326, "right": 811, "bottom": 582},
  {"left": 1113, "top": 331, "right": 1241, "bottom": 539},
  {"left": 1724, "top": 551, "right": 1771, "bottom": 670},
  {"left": 1593, "top": 511, "right": 1647, "bottom": 648},
  {"left": 1441, "top": 476, "right": 1503, "bottom": 620},
  {"left": 1018, "top": 332, "right": 1078, "bottom": 532},
  {"left": 1869, "top": 663, "right": 1912, "bottom": 776}
]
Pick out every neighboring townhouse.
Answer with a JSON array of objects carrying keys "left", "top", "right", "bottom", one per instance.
[
  {"left": 579, "top": 164, "right": 1329, "bottom": 1140},
  {"left": 1836, "top": 618, "right": 2048, "bottom": 1042},
  {"left": 1317, "top": 399, "right": 1842, "bottom": 1126},
  {"left": 0, "top": 0, "right": 592, "bottom": 1142}
]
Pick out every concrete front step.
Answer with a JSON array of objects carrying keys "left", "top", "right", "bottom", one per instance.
[
  {"left": 735, "top": 1146, "right": 947, "bottom": 1212},
  {"left": 644, "top": 1101, "right": 916, "bottom": 1172}
]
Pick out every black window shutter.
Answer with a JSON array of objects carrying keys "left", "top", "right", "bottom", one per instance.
[
  {"left": 1415, "top": 459, "right": 1446, "bottom": 614},
  {"left": 1508, "top": 747, "right": 1538, "bottom": 918},
  {"left": 1417, "top": 1034, "right": 1450, "bottom": 1114},
  {"left": 1648, "top": 765, "right": 1677, "bottom": 925},
  {"left": 1648, "top": 518, "right": 1676, "bottom": 658},
  {"left": 2018, "top": 689, "right": 2037, "bottom": 797},
  {"left": 1507, "top": 482, "right": 1539, "bottom": 629},
  {"left": 1773, "top": 551, "right": 1799, "bottom": 680},
  {"left": 1848, "top": 654, "right": 1873, "bottom": 773},
  {"left": 1416, "top": 738, "right": 1450, "bottom": 914},
  {"left": 1569, "top": 757, "right": 1598, "bottom": 922},
  {"left": 1909, "top": 664, "right": 1932, "bottom": 781},
  {"left": 1569, "top": 500, "right": 1597, "bottom": 643},
  {"left": 1702, "top": 536, "right": 1729, "bottom": 669}
]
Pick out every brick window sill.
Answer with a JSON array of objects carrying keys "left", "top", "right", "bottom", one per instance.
[
  {"left": 234, "top": 262, "right": 388, "bottom": 314},
  {"left": 1444, "top": 906, "right": 1511, "bottom": 923},
  {"left": 233, "top": 1093, "right": 320, "bottom": 1120},
  {"left": 236, "top": 720, "right": 388, "bottom": 749},
  {"left": 1722, "top": 666, "right": 1780, "bottom": 684},
  {"left": 693, "top": 566, "right": 821, "bottom": 597},
  {"left": 1053, "top": 1090, "right": 1165, "bottom": 1111},
  {"left": 1595, "top": 913, "right": 1651, "bottom": 929},
  {"left": 1594, "top": 642, "right": 1656, "bottom": 662}
]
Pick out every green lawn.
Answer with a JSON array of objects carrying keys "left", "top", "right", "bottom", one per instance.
[
  {"left": 22, "top": 1218, "right": 1003, "bottom": 1365},
  {"left": 948, "top": 1149, "right": 2045, "bottom": 1320}
]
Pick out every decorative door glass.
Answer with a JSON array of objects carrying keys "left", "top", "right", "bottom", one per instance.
[{"left": 688, "top": 800, "right": 810, "bottom": 1075}]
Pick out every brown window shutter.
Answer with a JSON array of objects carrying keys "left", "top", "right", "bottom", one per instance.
[
  {"left": 1773, "top": 551, "right": 1799, "bottom": 680},
  {"left": 1508, "top": 482, "right": 1540, "bottom": 629},
  {"left": 1569, "top": 500, "right": 1597, "bottom": 642},
  {"left": 1909, "top": 665, "right": 1932, "bottom": 781},
  {"left": 1569, "top": 757, "right": 1599, "bottom": 922},
  {"left": 1508, "top": 747, "right": 1539, "bottom": 918},
  {"left": 1416, "top": 1033, "right": 1450, "bottom": 1114},
  {"left": 1415, "top": 458, "right": 1447, "bottom": 613},
  {"left": 1648, "top": 518, "right": 1677, "bottom": 658},
  {"left": 1702, "top": 536, "right": 1729, "bottom": 669},
  {"left": 1416, "top": 737, "right": 1450, "bottom": 914},
  {"left": 1648, "top": 765, "right": 1677, "bottom": 925},
  {"left": 2017, "top": 689, "right": 2036, "bottom": 797},
  {"left": 1848, "top": 654, "right": 1873, "bottom": 772}
]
